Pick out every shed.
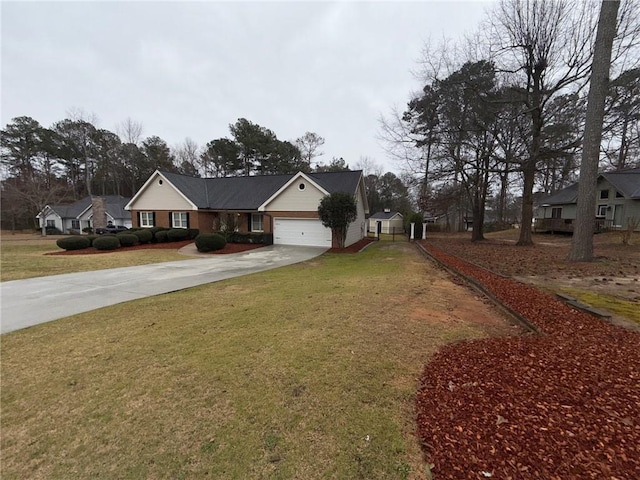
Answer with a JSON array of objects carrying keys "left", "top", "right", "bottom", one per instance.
[{"left": 369, "top": 210, "right": 404, "bottom": 234}]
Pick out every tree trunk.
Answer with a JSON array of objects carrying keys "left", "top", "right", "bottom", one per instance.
[
  {"left": 569, "top": 0, "right": 619, "bottom": 262},
  {"left": 517, "top": 163, "right": 536, "bottom": 245}
]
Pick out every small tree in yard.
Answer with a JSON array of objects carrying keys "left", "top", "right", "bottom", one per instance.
[{"left": 318, "top": 192, "right": 357, "bottom": 248}]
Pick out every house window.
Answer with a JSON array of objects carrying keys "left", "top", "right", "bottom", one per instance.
[
  {"left": 46, "top": 220, "right": 56, "bottom": 227},
  {"left": 600, "top": 190, "right": 609, "bottom": 199},
  {"left": 616, "top": 191, "right": 623, "bottom": 198},
  {"left": 71, "top": 220, "right": 80, "bottom": 229},
  {"left": 140, "top": 212, "right": 155, "bottom": 227},
  {"left": 251, "top": 213, "right": 263, "bottom": 232},
  {"left": 172, "top": 212, "right": 188, "bottom": 229},
  {"left": 551, "top": 207, "right": 562, "bottom": 219},
  {"left": 597, "top": 205, "right": 608, "bottom": 217}
]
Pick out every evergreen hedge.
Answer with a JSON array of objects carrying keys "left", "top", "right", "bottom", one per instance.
[
  {"left": 195, "top": 233, "right": 226, "bottom": 252},
  {"left": 93, "top": 235, "right": 120, "bottom": 250},
  {"left": 56, "top": 236, "right": 91, "bottom": 251}
]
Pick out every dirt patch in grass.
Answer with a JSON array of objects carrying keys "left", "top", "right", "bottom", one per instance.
[{"left": 327, "top": 237, "right": 377, "bottom": 253}]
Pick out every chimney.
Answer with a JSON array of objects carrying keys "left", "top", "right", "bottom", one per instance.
[
  {"left": 384, "top": 208, "right": 391, "bottom": 213},
  {"left": 92, "top": 197, "right": 107, "bottom": 230}
]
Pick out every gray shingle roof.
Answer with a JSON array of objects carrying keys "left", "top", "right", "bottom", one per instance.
[
  {"left": 158, "top": 170, "right": 363, "bottom": 210},
  {"left": 540, "top": 168, "right": 640, "bottom": 205},
  {"left": 370, "top": 211, "right": 403, "bottom": 220},
  {"left": 601, "top": 168, "right": 640, "bottom": 199},
  {"left": 48, "top": 195, "right": 131, "bottom": 219},
  {"left": 538, "top": 183, "right": 579, "bottom": 205}
]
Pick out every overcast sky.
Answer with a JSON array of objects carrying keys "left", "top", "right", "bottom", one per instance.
[{"left": 2, "top": 1, "right": 492, "bottom": 174}]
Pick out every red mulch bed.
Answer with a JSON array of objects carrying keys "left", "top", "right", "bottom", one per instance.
[
  {"left": 47, "top": 241, "right": 263, "bottom": 256},
  {"left": 416, "top": 242, "right": 640, "bottom": 479},
  {"left": 327, "top": 237, "right": 377, "bottom": 253}
]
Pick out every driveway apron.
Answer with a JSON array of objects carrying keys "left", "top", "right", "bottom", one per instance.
[{"left": 0, "top": 246, "right": 326, "bottom": 334}]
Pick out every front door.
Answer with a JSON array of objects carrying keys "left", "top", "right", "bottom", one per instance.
[{"left": 613, "top": 204, "right": 623, "bottom": 228}]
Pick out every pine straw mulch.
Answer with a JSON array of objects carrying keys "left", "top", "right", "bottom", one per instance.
[{"left": 415, "top": 240, "right": 640, "bottom": 480}]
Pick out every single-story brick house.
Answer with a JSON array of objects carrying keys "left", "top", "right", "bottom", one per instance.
[
  {"left": 37, "top": 195, "right": 132, "bottom": 234},
  {"left": 368, "top": 210, "right": 404, "bottom": 234},
  {"left": 534, "top": 168, "right": 640, "bottom": 232},
  {"left": 125, "top": 170, "right": 369, "bottom": 248}
]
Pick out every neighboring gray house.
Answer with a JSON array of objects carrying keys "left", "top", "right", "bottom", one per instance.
[
  {"left": 534, "top": 168, "right": 640, "bottom": 232},
  {"left": 37, "top": 195, "right": 132, "bottom": 234}
]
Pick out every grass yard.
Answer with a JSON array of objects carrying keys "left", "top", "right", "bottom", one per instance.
[
  {"left": 0, "top": 241, "right": 517, "bottom": 479},
  {"left": 0, "top": 233, "right": 186, "bottom": 281}
]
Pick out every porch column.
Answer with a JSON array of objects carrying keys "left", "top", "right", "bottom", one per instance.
[
  {"left": 422, "top": 223, "right": 427, "bottom": 239},
  {"left": 410, "top": 222, "right": 415, "bottom": 240}
]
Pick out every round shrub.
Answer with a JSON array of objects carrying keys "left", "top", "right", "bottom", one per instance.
[
  {"left": 56, "top": 236, "right": 91, "bottom": 251},
  {"left": 167, "top": 228, "right": 190, "bottom": 242},
  {"left": 92, "top": 235, "right": 120, "bottom": 251},
  {"left": 86, "top": 234, "right": 98, "bottom": 246},
  {"left": 154, "top": 230, "right": 168, "bottom": 243},
  {"left": 188, "top": 228, "right": 200, "bottom": 240},
  {"left": 116, "top": 233, "right": 139, "bottom": 247},
  {"left": 195, "top": 233, "right": 226, "bottom": 252},
  {"left": 132, "top": 228, "right": 153, "bottom": 244}
]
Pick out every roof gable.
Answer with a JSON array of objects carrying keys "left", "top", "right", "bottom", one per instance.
[
  {"left": 370, "top": 211, "right": 403, "bottom": 220},
  {"left": 600, "top": 168, "right": 640, "bottom": 199}
]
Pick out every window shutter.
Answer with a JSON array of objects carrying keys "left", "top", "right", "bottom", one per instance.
[
  {"left": 137, "top": 212, "right": 141, "bottom": 227},
  {"left": 169, "top": 212, "right": 173, "bottom": 228},
  {"left": 248, "top": 214, "right": 251, "bottom": 232},
  {"left": 152, "top": 212, "right": 156, "bottom": 226},
  {"left": 186, "top": 213, "right": 190, "bottom": 228}
]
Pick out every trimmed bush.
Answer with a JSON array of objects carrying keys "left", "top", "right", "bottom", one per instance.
[
  {"left": 225, "top": 232, "right": 273, "bottom": 245},
  {"left": 154, "top": 230, "right": 168, "bottom": 243},
  {"left": 167, "top": 228, "right": 190, "bottom": 242},
  {"left": 117, "top": 233, "right": 139, "bottom": 247},
  {"left": 86, "top": 234, "right": 98, "bottom": 246},
  {"left": 188, "top": 228, "right": 200, "bottom": 240},
  {"left": 56, "top": 236, "right": 91, "bottom": 251},
  {"left": 195, "top": 233, "right": 226, "bottom": 252},
  {"left": 132, "top": 228, "right": 153, "bottom": 244},
  {"left": 45, "top": 226, "right": 63, "bottom": 235},
  {"left": 82, "top": 227, "right": 93, "bottom": 234},
  {"left": 92, "top": 235, "right": 120, "bottom": 250}
]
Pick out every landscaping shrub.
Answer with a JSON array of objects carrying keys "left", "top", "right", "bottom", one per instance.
[
  {"left": 149, "top": 226, "right": 168, "bottom": 241},
  {"left": 188, "top": 228, "right": 200, "bottom": 240},
  {"left": 86, "top": 234, "right": 98, "bottom": 246},
  {"left": 45, "top": 226, "right": 63, "bottom": 235},
  {"left": 116, "top": 233, "right": 139, "bottom": 247},
  {"left": 154, "top": 230, "right": 168, "bottom": 243},
  {"left": 167, "top": 228, "right": 190, "bottom": 242},
  {"left": 132, "top": 228, "right": 153, "bottom": 244},
  {"left": 195, "top": 233, "right": 226, "bottom": 252},
  {"left": 56, "top": 236, "right": 91, "bottom": 251},
  {"left": 228, "top": 232, "right": 273, "bottom": 245},
  {"left": 405, "top": 212, "right": 425, "bottom": 239},
  {"left": 92, "top": 235, "right": 120, "bottom": 250},
  {"left": 82, "top": 227, "right": 93, "bottom": 234}
]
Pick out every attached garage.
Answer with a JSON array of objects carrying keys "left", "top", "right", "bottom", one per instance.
[{"left": 273, "top": 218, "right": 332, "bottom": 247}]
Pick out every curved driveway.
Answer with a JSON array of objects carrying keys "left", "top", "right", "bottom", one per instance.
[{"left": 0, "top": 245, "right": 326, "bottom": 334}]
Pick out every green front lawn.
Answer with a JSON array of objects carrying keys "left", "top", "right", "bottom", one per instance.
[
  {"left": 1, "top": 242, "right": 513, "bottom": 479},
  {"left": 0, "top": 235, "right": 186, "bottom": 281}
]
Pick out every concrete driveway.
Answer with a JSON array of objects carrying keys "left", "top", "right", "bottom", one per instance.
[{"left": 0, "top": 245, "right": 326, "bottom": 334}]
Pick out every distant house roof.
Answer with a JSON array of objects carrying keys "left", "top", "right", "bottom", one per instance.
[
  {"left": 152, "top": 170, "right": 364, "bottom": 210},
  {"left": 540, "top": 168, "right": 640, "bottom": 205},
  {"left": 370, "top": 211, "right": 403, "bottom": 220},
  {"left": 601, "top": 168, "right": 640, "bottom": 199},
  {"left": 41, "top": 195, "right": 131, "bottom": 220}
]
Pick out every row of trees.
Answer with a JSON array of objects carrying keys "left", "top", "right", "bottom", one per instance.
[
  {"left": 381, "top": 0, "right": 639, "bottom": 246},
  {"left": 0, "top": 115, "right": 351, "bottom": 229}
]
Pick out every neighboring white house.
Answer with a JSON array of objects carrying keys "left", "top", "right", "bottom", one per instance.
[
  {"left": 37, "top": 195, "right": 132, "bottom": 234},
  {"left": 368, "top": 210, "right": 404, "bottom": 234}
]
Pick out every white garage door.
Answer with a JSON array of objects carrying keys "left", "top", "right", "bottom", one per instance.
[{"left": 273, "top": 218, "right": 332, "bottom": 247}]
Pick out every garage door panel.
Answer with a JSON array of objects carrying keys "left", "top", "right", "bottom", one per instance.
[{"left": 273, "top": 218, "right": 331, "bottom": 247}]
